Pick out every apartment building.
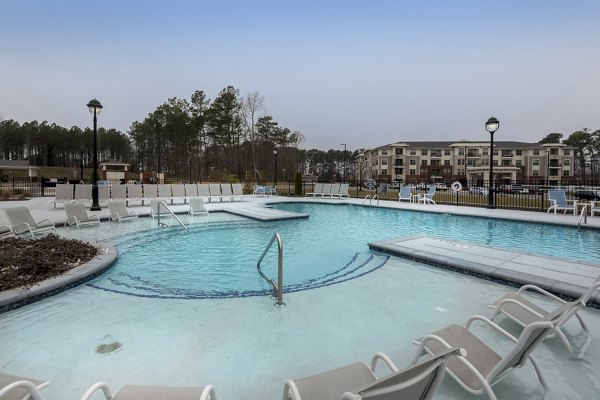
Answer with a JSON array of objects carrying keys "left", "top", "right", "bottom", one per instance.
[{"left": 356, "top": 141, "right": 575, "bottom": 185}]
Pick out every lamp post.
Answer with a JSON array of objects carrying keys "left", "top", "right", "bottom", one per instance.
[
  {"left": 188, "top": 158, "right": 192, "bottom": 183},
  {"left": 341, "top": 143, "right": 347, "bottom": 183},
  {"left": 485, "top": 116, "right": 500, "bottom": 209},
  {"left": 273, "top": 147, "right": 278, "bottom": 187},
  {"left": 79, "top": 147, "right": 85, "bottom": 182},
  {"left": 87, "top": 98, "right": 103, "bottom": 211}
]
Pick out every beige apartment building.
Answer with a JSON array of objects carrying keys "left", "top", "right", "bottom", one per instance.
[{"left": 356, "top": 141, "right": 575, "bottom": 185}]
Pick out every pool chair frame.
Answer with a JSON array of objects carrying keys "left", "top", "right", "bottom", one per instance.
[
  {"left": 0, "top": 372, "right": 49, "bottom": 400},
  {"left": 64, "top": 202, "right": 101, "bottom": 229},
  {"left": 3, "top": 206, "right": 56, "bottom": 238},
  {"left": 80, "top": 382, "right": 217, "bottom": 400}
]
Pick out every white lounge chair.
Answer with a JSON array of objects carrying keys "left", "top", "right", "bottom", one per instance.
[
  {"left": 125, "top": 184, "right": 144, "bottom": 206},
  {"left": 489, "top": 275, "right": 600, "bottom": 358},
  {"left": 270, "top": 185, "right": 278, "bottom": 196},
  {"left": 320, "top": 183, "right": 332, "bottom": 198},
  {"left": 143, "top": 184, "right": 158, "bottom": 206},
  {"left": 74, "top": 184, "right": 93, "bottom": 206},
  {"left": 398, "top": 186, "right": 412, "bottom": 202},
  {"left": 418, "top": 185, "right": 436, "bottom": 204},
  {"left": 150, "top": 199, "right": 171, "bottom": 219},
  {"left": 108, "top": 200, "right": 139, "bottom": 223},
  {"left": 3, "top": 206, "right": 56, "bottom": 238},
  {"left": 305, "top": 182, "right": 323, "bottom": 198},
  {"left": 220, "top": 183, "right": 233, "bottom": 202},
  {"left": 171, "top": 184, "right": 187, "bottom": 204},
  {"left": 0, "top": 224, "right": 14, "bottom": 238},
  {"left": 189, "top": 197, "right": 209, "bottom": 215},
  {"left": 335, "top": 183, "right": 350, "bottom": 199},
  {"left": 208, "top": 183, "right": 222, "bottom": 202},
  {"left": 547, "top": 189, "right": 577, "bottom": 214},
  {"left": 64, "top": 202, "right": 100, "bottom": 228},
  {"left": 110, "top": 185, "right": 127, "bottom": 201},
  {"left": 197, "top": 184, "right": 210, "bottom": 201},
  {"left": 157, "top": 184, "right": 173, "bottom": 204},
  {"left": 50, "top": 183, "right": 73, "bottom": 208},
  {"left": 80, "top": 382, "right": 217, "bottom": 400},
  {"left": 283, "top": 347, "right": 463, "bottom": 400},
  {"left": 98, "top": 185, "right": 110, "bottom": 206},
  {"left": 185, "top": 183, "right": 198, "bottom": 199},
  {"left": 412, "top": 302, "right": 574, "bottom": 400},
  {"left": 263, "top": 185, "right": 272, "bottom": 196},
  {"left": 232, "top": 183, "right": 244, "bottom": 201},
  {"left": 0, "top": 372, "right": 49, "bottom": 400},
  {"left": 253, "top": 185, "right": 266, "bottom": 196}
]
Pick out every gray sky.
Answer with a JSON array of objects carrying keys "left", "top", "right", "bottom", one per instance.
[{"left": 1, "top": 0, "right": 599, "bottom": 151}]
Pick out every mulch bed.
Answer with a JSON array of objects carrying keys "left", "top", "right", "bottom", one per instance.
[{"left": 0, "top": 234, "right": 98, "bottom": 291}]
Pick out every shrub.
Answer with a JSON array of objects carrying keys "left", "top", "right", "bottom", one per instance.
[
  {"left": 294, "top": 172, "right": 303, "bottom": 196},
  {"left": 0, "top": 189, "right": 11, "bottom": 199}
]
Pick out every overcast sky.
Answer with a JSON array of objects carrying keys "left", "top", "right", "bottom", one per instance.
[{"left": 1, "top": 0, "right": 599, "bottom": 151}]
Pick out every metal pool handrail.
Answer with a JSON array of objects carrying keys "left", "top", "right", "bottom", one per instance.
[
  {"left": 579, "top": 205, "right": 588, "bottom": 228},
  {"left": 362, "top": 195, "right": 380, "bottom": 207},
  {"left": 256, "top": 232, "right": 284, "bottom": 306},
  {"left": 157, "top": 201, "right": 188, "bottom": 231}
]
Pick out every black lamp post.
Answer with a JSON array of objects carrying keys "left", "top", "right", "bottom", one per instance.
[
  {"left": 87, "top": 98, "right": 103, "bottom": 211},
  {"left": 341, "top": 143, "right": 347, "bottom": 183},
  {"left": 485, "top": 116, "right": 500, "bottom": 209},
  {"left": 188, "top": 158, "right": 192, "bottom": 183},
  {"left": 273, "top": 147, "right": 278, "bottom": 187}
]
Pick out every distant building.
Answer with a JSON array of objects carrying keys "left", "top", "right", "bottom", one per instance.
[
  {"left": 355, "top": 141, "right": 575, "bottom": 185},
  {"left": 0, "top": 160, "right": 40, "bottom": 178}
]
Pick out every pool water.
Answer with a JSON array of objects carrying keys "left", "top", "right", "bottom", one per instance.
[{"left": 1, "top": 201, "right": 600, "bottom": 400}]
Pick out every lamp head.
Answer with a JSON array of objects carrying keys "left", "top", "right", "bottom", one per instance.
[
  {"left": 273, "top": 148, "right": 278, "bottom": 155},
  {"left": 87, "top": 98, "right": 103, "bottom": 115},
  {"left": 485, "top": 116, "right": 499, "bottom": 133}
]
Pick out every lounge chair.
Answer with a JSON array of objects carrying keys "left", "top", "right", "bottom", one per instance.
[
  {"left": 125, "top": 184, "right": 144, "bottom": 206},
  {"left": 0, "top": 372, "right": 49, "bottom": 400},
  {"left": 157, "top": 184, "right": 173, "bottom": 204},
  {"left": 143, "top": 184, "right": 158, "bottom": 206},
  {"left": 270, "top": 185, "right": 278, "bottom": 196},
  {"left": 3, "top": 206, "right": 56, "bottom": 238},
  {"left": 335, "top": 183, "right": 350, "bottom": 199},
  {"left": 305, "top": 183, "right": 323, "bottom": 198},
  {"left": 98, "top": 185, "right": 110, "bottom": 206},
  {"left": 220, "top": 183, "right": 234, "bottom": 202},
  {"left": 171, "top": 184, "right": 186, "bottom": 204},
  {"left": 547, "top": 189, "right": 577, "bottom": 214},
  {"left": 398, "top": 186, "right": 412, "bottom": 202},
  {"left": 189, "top": 197, "right": 209, "bottom": 215},
  {"left": 320, "top": 183, "right": 332, "bottom": 198},
  {"left": 0, "top": 224, "right": 14, "bottom": 239},
  {"left": 208, "top": 183, "right": 222, "bottom": 202},
  {"left": 489, "top": 275, "right": 600, "bottom": 358},
  {"left": 282, "top": 347, "right": 463, "bottom": 400},
  {"left": 263, "top": 185, "right": 272, "bottom": 197},
  {"left": 108, "top": 200, "right": 139, "bottom": 223},
  {"left": 197, "top": 184, "right": 211, "bottom": 201},
  {"left": 592, "top": 201, "right": 600, "bottom": 216},
  {"left": 184, "top": 183, "right": 198, "bottom": 199},
  {"left": 327, "top": 183, "right": 340, "bottom": 199},
  {"left": 411, "top": 302, "right": 575, "bottom": 400},
  {"left": 64, "top": 202, "right": 100, "bottom": 228},
  {"left": 253, "top": 185, "right": 266, "bottom": 196},
  {"left": 418, "top": 185, "right": 436, "bottom": 204},
  {"left": 232, "top": 183, "right": 244, "bottom": 201},
  {"left": 80, "top": 382, "right": 217, "bottom": 400},
  {"left": 50, "top": 183, "right": 73, "bottom": 208},
  {"left": 150, "top": 199, "right": 171, "bottom": 219},
  {"left": 74, "top": 184, "right": 93, "bottom": 206},
  {"left": 110, "top": 185, "right": 127, "bottom": 201}
]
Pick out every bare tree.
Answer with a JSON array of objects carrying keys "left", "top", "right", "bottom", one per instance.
[{"left": 241, "top": 91, "right": 264, "bottom": 171}]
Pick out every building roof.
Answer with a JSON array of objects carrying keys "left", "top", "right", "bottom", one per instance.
[
  {"left": 372, "top": 140, "right": 567, "bottom": 150},
  {"left": 0, "top": 160, "right": 39, "bottom": 169}
]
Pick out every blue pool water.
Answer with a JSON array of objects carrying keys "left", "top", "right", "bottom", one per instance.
[{"left": 85, "top": 202, "right": 600, "bottom": 300}]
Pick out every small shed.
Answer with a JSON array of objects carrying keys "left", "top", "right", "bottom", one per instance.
[
  {"left": 0, "top": 160, "right": 39, "bottom": 179},
  {"left": 99, "top": 161, "right": 129, "bottom": 181}
]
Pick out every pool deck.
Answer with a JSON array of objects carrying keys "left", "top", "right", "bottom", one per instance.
[{"left": 1, "top": 194, "right": 599, "bottom": 305}]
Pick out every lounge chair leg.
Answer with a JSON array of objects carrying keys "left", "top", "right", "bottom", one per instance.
[{"left": 528, "top": 355, "right": 550, "bottom": 400}]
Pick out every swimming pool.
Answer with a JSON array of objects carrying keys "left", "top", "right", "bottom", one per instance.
[{"left": 2, "top": 201, "right": 600, "bottom": 400}]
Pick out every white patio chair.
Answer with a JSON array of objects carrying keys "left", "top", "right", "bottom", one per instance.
[
  {"left": 157, "top": 184, "right": 173, "bottom": 204},
  {"left": 185, "top": 183, "right": 199, "bottom": 198},
  {"left": 171, "top": 184, "right": 187, "bottom": 204},
  {"left": 0, "top": 372, "right": 49, "bottom": 400},
  {"left": 74, "top": 184, "right": 93, "bottom": 206},
  {"left": 547, "top": 189, "right": 577, "bottom": 214},
  {"left": 283, "top": 348, "right": 463, "bottom": 400},
  {"left": 253, "top": 185, "right": 265, "bottom": 196},
  {"left": 335, "top": 183, "right": 350, "bottom": 199},
  {"left": 208, "top": 183, "right": 222, "bottom": 202},
  {"left": 412, "top": 302, "right": 575, "bottom": 400},
  {"left": 305, "top": 182, "right": 323, "bottom": 197},
  {"left": 189, "top": 197, "right": 209, "bottom": 215},
  {"left": 98, "top": 185, "right": 110, "bottom": 206},
  {"left": 270, "top": 185, "right": 278, "bottom": 196},
  {"left": 592, "top": 201, "right": 600, "bottom": 216},
  {"left": 125, "top": 184, "right": 144, "bottom": 206},
  {"left": 108, "top": 200, "right": 139, "bottom": 223},
  {"left": 220, "top": 183, "right": 234, "bottom": 202},
  {"left": 489, "top": 275, "right": 600, "bottom": 358},
  {"left": 64, "top": 202, "right": 100, "bottom": 228},
  {"left": 3, "top": 206, "right": 56, "bottom": 238},
  {"left": 197, "top": 184, "right": 211, "bottom": 202},
  {"left": 50, "top": 183, "right": 73, "bottom": 208},
  {"left": 418, "top": 185, "right": 436, "bottom": 204},
  {"left": 0, "top": 224, "right": 14, "bottom": 238},
  {"left": 232, "top": 183, "right": 244, "bottom": 201},
  {"left": 142, "top": 184, "right": 158, "bottom": 206},
  {"left": 320, "top": 183, "right": 333, "bottom": 198},
  {"left": 80, "top": 382, "right": 216, "bottom": 400},
  {"left": 110, "top": 184, "right": 127, "bottom": 201},
  {"left": 398, "top": 186, "right": 412, "bottom": 202}
]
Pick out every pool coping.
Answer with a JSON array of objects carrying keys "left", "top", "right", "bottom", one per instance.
[
  {"left": 0, "top": 242, "right": 118, "bottom": 313},
  {"left": 368, "top": 234, "right": 600, "bottom": 307}
]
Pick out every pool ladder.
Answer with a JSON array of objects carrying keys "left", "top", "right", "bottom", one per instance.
[
  {"left": 578, "top": 204, "right": 588, "bottom": 228},
  {"left": 156, "top": 201, "right": 188, "bottom": 231},
  {"left": 362, "top": 195, "right": 379, "bottom": 207},
  {"left": 256, "top": 233, "right": 285, "bottom": 306}
]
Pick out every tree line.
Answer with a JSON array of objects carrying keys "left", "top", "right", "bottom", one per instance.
[{"left": 539, "top": 129, "right": 600, "bottom": 181}]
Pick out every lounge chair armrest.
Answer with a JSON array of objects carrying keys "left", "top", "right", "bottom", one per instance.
[
  {"left": 37, "top": 218, "right": 55, "bottom": 227},
  {"left": 370, "top": 352, "right": 399, "bottom": 373},
  {"left": 80, "top": 382, "right": 114, "bottom": 400},
  {"left": 410, "top": 334, "right": 453, "bottom": 364},
  {"left": 495, "top": 298, "right": 545, "bottom": 319},
  {"left": 465, "top": 315, "right": 518, "bottom": 343},
  {"left": 282, "top": 379, "right": 301, "bottom": 400},
  {"left": 516, "top": 284, "right": 565, "bottom": 303},
  {"left": 0, "top": 380, "right": 47, "bottom": 400},
  {"left": 12, "top": 222, "right": 32, "bottom": 234},
  {"left": 200, "top": 385, "right": 217, "bottom": 400}
]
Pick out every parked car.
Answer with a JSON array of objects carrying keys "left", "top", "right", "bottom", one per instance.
[
  {"left": 469, "top": 186, "right": 488, "bottom": 195},
  {"left": 364, "top": 179, "right": 376, "bottom": 190},
  {"left": 435, "top": 183, "right": 448, "bottom": 191},
  {"left": 575, "top": 190, "right": 600, "bottom": 201}
]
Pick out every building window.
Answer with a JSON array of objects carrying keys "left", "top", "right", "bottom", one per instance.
[
  {"left": 431, "top": 160, "right": 441, "bottom": 165},
  {"left": 421, "top": 150, "right": 428, "bottom": 155},
  {"left": 532, "top": 159, "right": 540, "bottom": 166},
  {"left": 563, "top": 160, "right": 570, "bottom": 166},
  {"left": 550, "top": 148, "right": 558, "bottom": 155},
  {"left": 409, "top": 159, "right": 416, "bottom": 165},
  {"left": 533, "top": 170, "right": 539, "bottom": 176},
  {"left": 563, "top": 170, "right": 570, "bottom": 176},
  {"left": 444, "top": 160, "right": 450, "bottom": 165},
  {"left": 516, "top": 160, "right": 522, "bottom": 166},
  {"left": 533, "top": 149, "right": 540, "bottom": 155},
  {"left": 458, "top": 149, "right": 465, "bottom": 156},
  {"left": 482, "top": 149, "right": 488, "bottom": 156},
  {"left": 381, "top": 159, "right": 388, "bottom": 165},
  {"left": 409, "top": 169, "right": 416, "bottom": 175},
  {"left": 410, "top": 150, "right": 416, "bottom": 155},
  {"left": 381, "top": 151, "right": 388, "bottom": 156},
  {"left": 458, "top": 159, "right": 464, "bottom": 166},
  {"left": 516, "top": 150, "right": 522, "bottom": 156},
  {"left": 501, "top": 160, "right": 511, "bottom": 166},
  {"left": 444, "top": 149, "right": 450, "bottom": 155},
  {"left": 381, "top": 169, "right": 387, "bottom": 175},
  {"left": 421, "top": 160, "right": 428, "bottom": 166},
  {"left": 563, "top": 149, "right": 570, "bottom": 156},
  {"left": 395, "top": 148, "right": 403, "bottom": 155}
]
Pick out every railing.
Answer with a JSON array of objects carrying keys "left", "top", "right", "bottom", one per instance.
[
  {"left": 361, "top": 195, "right": 379, "bottom": 207},
  {"left": 256, "top": 233, "right": 284, "bottom": 306},
  {"left": 156, "top": 201, "right": 188, "bottom": 231},
  {"left": 579, "top": 205, "right": 588, "bottom": 228}
]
